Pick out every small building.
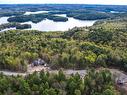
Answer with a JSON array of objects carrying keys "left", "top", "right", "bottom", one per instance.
[
  {"left": 117, "top": 79, "right": 124, "bottom": 85},
  {"left": 116, "top": 77, "right": 127, "bottom": 85},
  {"left": 31, "top": 58, "right": 47, "bottom": 66}
]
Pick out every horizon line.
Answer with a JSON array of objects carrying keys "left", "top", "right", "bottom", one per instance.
[{"left": 0, "top": 3, "right": 127, "bottom": 6}]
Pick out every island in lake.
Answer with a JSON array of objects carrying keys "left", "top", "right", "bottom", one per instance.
[{"left": 0, "top": 4, "right": 127, "bottom": 95}]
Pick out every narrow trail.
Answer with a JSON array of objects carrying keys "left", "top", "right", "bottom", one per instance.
[
  {"left": 0, "top": 67, "right": 127, "bottom": 79},
  {"left": 0, "top": 66, "right": 87, "bottom": 78},
  {"left": 0, "top": 67, "right": 127, "bottom": 93}
]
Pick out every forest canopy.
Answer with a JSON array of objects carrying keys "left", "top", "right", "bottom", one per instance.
[
  {"left": 0, "top": 18, "right": 127, "bottom": 72},
  {"left": 0, "top": 69, "right": 120, "bottom": 95}
]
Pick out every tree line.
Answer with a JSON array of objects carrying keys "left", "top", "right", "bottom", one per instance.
[
  {"left": 0, "top": 69, "right": 120, "bottom": 95},
  {"left": 1, "top": 18, "right": 127, "bottom": 72},
  {"left": 0, "top": 23, "right": 31, "bottom": 31}
]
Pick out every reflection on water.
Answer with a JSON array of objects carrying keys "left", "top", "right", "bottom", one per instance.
[
  {"left": 110, "top": 11, "right": 125, "bottom": 13},
  {"left": 0, "top": 17, "right": 9, "bottom": 25},
  {"left": 22, "top": 18, "right": 96, "bottom": 31},
  {"left": 24, "top": 11, "right": 49, "bottom": 15},
  {"left": 0, "top": 12, "right": 96, "bottom": 31},
  {"left": 54, "top": 14, "right": 67, "bottom": 17}
]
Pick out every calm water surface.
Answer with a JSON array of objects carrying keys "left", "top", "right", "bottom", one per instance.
[
  {"left": 0, "top": 12, "right": 96, "bottom": 31},
  {"left": 0, "top": 17, "right": 9, "bottom": 25},
  {"left": 24, "top": 11, "right": 49, "bottom": 15},
  {"left": 22, "top": 18, "right": 96, "bottom": 31}
]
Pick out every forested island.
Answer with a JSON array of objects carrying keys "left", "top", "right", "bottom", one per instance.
[
  {"left": 1, "top": 4, "right": 127, "bottom": 95},
  {"left": 1, "top": 18, "right": 127, "bottom": 72},
  {"left": 1, "top": 4, "right": 127, "bottom": 23},
  {"left": 0, "top": 23, "right": 31, "bottom": 31},
  {"left": 7, "top": 14, "right": 68, "bottom": 23}
]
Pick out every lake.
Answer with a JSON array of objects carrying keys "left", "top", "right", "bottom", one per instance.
[
  {"left": 0, "top": 11, "right": 96, "bottom": 31},
  {"left": 0, "top": 17, "right": 9, "bottom": 25},
  {"left": 24, "top": 11, "right": 49, "bottom": 15}
]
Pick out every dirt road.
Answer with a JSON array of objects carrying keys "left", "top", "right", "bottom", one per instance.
[{"left": 0, "top": 67, "right": 127, "bottom": 91}]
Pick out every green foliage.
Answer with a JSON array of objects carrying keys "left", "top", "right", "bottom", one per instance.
[
  {"left": 0, "top": 9, "right": 127, "bottom": 72},
  {"left": 68, "top": 12, "right": 111, "bottom": 20},
  {"left": 8, "top": 13, "right": 68, "bottom": 23},
  {"left": 8, "top": 13, "right": 48, "bottom": 23},
  {"left": 84, "top": 69, "right": 117, "bottom": 95},
  {"left": 47, "top": 15, "right": 68, "bottom": 22},
  {"left": 0, "top": 69, "right": 120, "bottom": 95},
  {"left": 0, "top": 23, "right": 31, "bottom": 31},
  {"left": 1, "top": 20, "right": 127, "bottom": 71}
]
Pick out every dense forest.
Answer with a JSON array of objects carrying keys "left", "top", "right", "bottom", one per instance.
[
  {"left": 6, "top": 8, "right": 127, "bottom": 23},
  {"left": 1, "top": 4, "right": 127, "bottom": 94},
  {"left": 0, "top": 23, "right": 31, "bottom": 31},
  {"left": 0, "top": 69, "right": 120, "bottom": 95},
  {"left": 8, "top": 14, "right": 68, "bottom": 23},
  {"left": 1, "top": 4, "right": 127, "bottom": 23},
  {"left": 0, "top": 18, "right": 127, "bottom": 72}
]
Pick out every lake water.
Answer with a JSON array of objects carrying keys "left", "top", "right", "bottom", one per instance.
[
  {"left": 0, "top": 17, "right": 9, "bottom": 25},
  {"left": 24, "top": 11, "right": 49, "bottom": 15},
  {"left": 110, "top": 11, "right": 125, "bottom": 13},
  {"left": 0, "top": 11, "right": 96, "bottom": 31},
  {"left": 22, "top": 18, "right": 96, "bottom": 31}
]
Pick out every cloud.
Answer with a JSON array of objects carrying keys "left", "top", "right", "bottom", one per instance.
[{"left": 0, "top": 0, "right": 127, "bottom": 5}]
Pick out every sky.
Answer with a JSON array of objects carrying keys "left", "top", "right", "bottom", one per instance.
[{"left": 0, "top": 0, "right": 127, "bottom": 5}]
